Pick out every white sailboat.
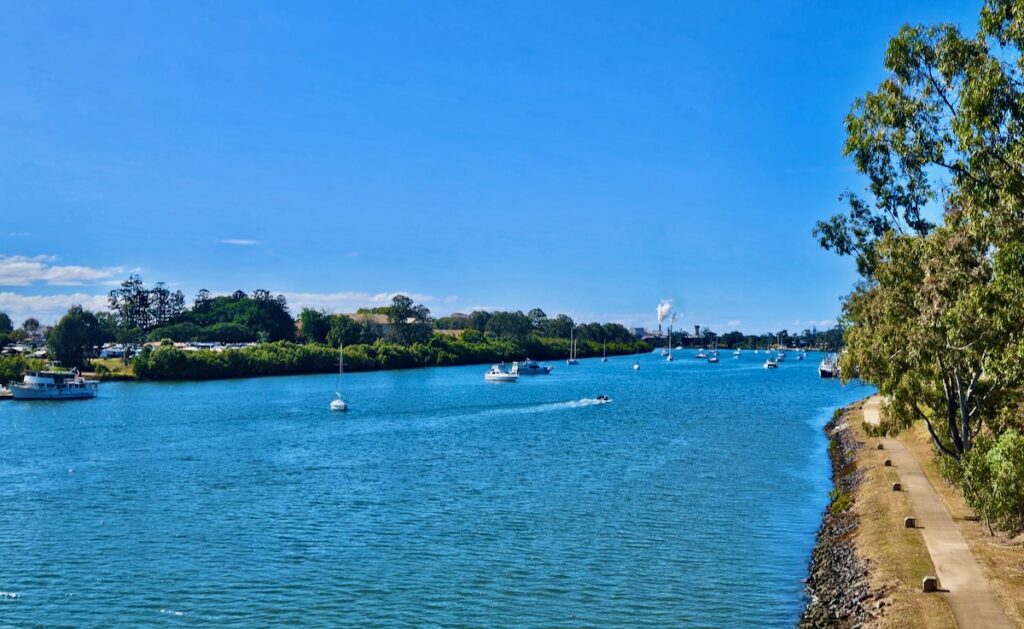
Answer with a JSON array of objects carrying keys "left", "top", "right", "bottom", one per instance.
[
  {"left": 633, "top": 346, "right": 640, "bottom": 370},
  {"left": 567, "top": 328, "right": 579, "bottom": 365},
  {"left": 330, "top": 343, "right": 348, "bottom": 412},
  {"left": 602, "top": 341, "right": 608, "bottom": 362},
  {"left": 665, "top": 326, "right": 674, "bottom": 361}
]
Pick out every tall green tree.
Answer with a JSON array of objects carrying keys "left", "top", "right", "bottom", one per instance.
[
  {"left": 47, "top": 306, "right": 104, "bottom": 369},
  {"left": 299, "top": 308, "right": 330, "bottom": 344},
  {"left": 818, "top": 1, "right": 1024, "bottom": 462}
]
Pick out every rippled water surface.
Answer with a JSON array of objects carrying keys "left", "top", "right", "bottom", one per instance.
[{"left": 0, "top": 351, "right": 872, "bottom": 626}]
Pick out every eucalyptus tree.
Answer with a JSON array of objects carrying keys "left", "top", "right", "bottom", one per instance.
[{"left": 820, "top": 0, "right": 1024, "bottom": 460}]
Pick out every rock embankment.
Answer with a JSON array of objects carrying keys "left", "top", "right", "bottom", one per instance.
[{"left": 800, "top": 410, "right": 877, "bottom": 628}]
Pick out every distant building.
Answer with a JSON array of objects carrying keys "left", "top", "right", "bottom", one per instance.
[{"left": 630, "top": 327, "right": 646, "bottom": 338}]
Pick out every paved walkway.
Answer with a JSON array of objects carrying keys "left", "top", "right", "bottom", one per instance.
[
  {"left": 862, "top": 395, "right": 882, "bottom": 426},
  {"left": 880, "top": 433, "right": 1014, "bottom": 628}
]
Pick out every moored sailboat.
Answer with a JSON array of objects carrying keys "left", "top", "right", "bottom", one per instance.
[{"left": 330, "top": 343, "right": 348, "bottom": 412}]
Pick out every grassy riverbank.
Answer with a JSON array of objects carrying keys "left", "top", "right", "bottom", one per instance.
[
  {"left": 806, "top": 398, "right": 1024, "bottom": 627},
  {"left": 130, "top": 336, "right": 650, "bottom": 381}
]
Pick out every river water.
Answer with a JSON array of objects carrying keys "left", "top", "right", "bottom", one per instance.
[{"left": 0, "top": 350, "right": 872, "bottom": 626}]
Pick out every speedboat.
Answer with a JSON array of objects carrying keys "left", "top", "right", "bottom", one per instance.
[
  {"left": 708, "top": 355, "right": 719, "bottom": 363},
  {"left": 518, "top": 358, "right": 552, "bottom": 375},
  {"left": 763, "top": 358, "right": 778, "bottom": 369},
  {"left": 10, "top": 369, "right": 98, "bottom": 400},
  {"left": 485, "top": 363, "right": 519, "bottom": 382}
]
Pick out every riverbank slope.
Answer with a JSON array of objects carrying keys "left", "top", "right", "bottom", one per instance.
[{"left": 801, "top": 400, "right": 955, "bottom": 628}]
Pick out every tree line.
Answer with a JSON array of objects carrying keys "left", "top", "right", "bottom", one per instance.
[{"left": 818, "top": 0, "right": 1024, "bottom": 534}]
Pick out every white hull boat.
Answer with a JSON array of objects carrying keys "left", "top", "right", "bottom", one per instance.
[
  {"left": 485, "top": 363, "right": 519, "bottom": 382},
  {"left": 10, "top": 370, "right": 98, "bottom": 400},
  {"left": 518, "top": 359, "right": 553, "bottom": 375}
]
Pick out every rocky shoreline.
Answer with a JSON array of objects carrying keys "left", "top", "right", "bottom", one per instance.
[{"left": 800, "top": 406, "right": 877, "bottom": 628}]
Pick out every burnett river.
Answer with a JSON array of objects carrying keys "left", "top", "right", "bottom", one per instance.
[{"left": 0, "top": 350, "right": 873, "bottom": 626}]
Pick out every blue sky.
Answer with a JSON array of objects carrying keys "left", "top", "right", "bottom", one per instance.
[{"left": 0, "top": 1, "right": 978, "bottom": 331}]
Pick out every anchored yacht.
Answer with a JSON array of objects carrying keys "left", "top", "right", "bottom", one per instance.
[
  {"left": 10, "top": 369, "right": 98, "bottom": 400},
  {"left": 485, "top": 363, "right": 519, "bottom": 382},
  {"left": 518, "top": 358, "right": 553, "bottom": 375}
]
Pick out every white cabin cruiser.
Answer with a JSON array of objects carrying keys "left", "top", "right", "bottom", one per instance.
[
  {"left": 518, "top": 358, "right": 553, "bottom": 375},
  {"left": 819, "top": 355, "right": 840, "bottom": 379},
  {"left": 485, "top": 363, "right": 519, "bottom": 382},
  {"left": 10, "top": 369, "right": 98, "bottom": 400}
]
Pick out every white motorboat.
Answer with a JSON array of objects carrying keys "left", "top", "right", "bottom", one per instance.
[
  {"left": 819, "top": 355, "right": 839, "bottom": 378},
  {"left": 763, "top": 358, "right": 778, "bottom": 369},
  {"left": 518, "top": 358, "right": 553, "bottom": 375},
  {"left": 695, "top": 349, "right": 707, "bottom": 359},
  {"left": 485, "top": 363, "right": 519, "bottom": 382},
  {"left": 9, "top": 369, "right": 98, "bottom": 400},
  {"left": 708, "top": 355, "right": 719, "bottom": 363},
  {"left": 330, "top": 342, "right": 348, "bottom": 412}
]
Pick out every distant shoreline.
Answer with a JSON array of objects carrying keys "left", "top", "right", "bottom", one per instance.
[{"left": 91, "top": 339, "right": 653, "bottom": 383}]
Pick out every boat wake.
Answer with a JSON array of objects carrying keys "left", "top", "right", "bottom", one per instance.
[{"left": 484, "top": 397, "right": 611, "bottom": 416}]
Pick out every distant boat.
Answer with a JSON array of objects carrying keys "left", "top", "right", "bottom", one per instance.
[
  {"left": 601, "top": 341, "right": 608, "bottom": 362},
  {"left": 519, "top": 358, "right": 552, "bottom": 375},
  {"left": 633, "top": 347, "right": 641, "bottom": 370},
  {"left": 763, "top": 357, "right": 779, "bottom": 369},
  {"left": 485, "top": 363, "right": 519, "bottom": 382},
  {"left": 567, "top": 328, "right": 579, "bottom": 365},
  {"left": 695, "top": 349, "right": 707, "bottom": 359},
  {"left": 330, "top": 343, "right": 348, "bottom": 412},
  {"left": 708, "top": 339, "right": 719, "bottom": 363},
  {"left": 733, "top": 348, "right": 741, "bottom": 357}
]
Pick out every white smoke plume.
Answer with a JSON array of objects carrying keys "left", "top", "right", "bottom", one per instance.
[{"left": 657, "top": 299, "right": 673, "bottom": 325}]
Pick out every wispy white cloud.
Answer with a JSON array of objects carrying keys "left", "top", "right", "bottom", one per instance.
[
  {"left": 8, "top": 232, "right": 30, "bottom": 237},
  {"left": 0, "top": 255, "right": 124, "bottom": 287},
  {"left": 727, "top": 320, "right": 742, "bottom": 327},
  {"left": 0, "top": 291, "right": 109, "bottom": 325},
  {"left": 216, "top": 239, "right": 261, "bottom": 246}
]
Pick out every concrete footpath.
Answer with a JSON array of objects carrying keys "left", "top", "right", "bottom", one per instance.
[{"left": 865, "top": 397, "right": 1013, "bottom": 628}]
